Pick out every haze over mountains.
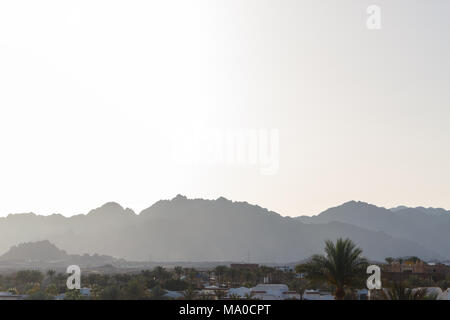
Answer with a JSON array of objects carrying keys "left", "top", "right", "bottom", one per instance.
[
  {"left": 297, "top": 201, "right": 450, "bottom": 260},
  {"left": 0, "top": 196, "right": 447, "bottom": 263}
]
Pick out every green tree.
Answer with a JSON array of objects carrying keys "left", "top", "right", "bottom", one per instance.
[
  {"left": 297, "top": 238, "right": 368, "bottom": 300},
  {"left": 163, "top": 279, "right": 189, "bottom": 291},
  {"left": 183, "top": 286, "right": 197, "bottom": 300},
  {"left": 228, "top": 293, "right": 242, "bottom": 300},
  {"left": 185, "top": 268, "right": 198, "bottom": 286},
  {"left": 26, "top": 290, "right": 54, "bottom": 300},
  {"left": 174, "top": 266, "right": 184, "bottom": 279},
  {"left": 289, "top": 278, "right": 308, "bottom": 300},
  {"left": 405, "top": 256, "right": 421, "bottom": 263},
  {"left": 215, "top": 290, "right": 226, "bottom": 300},
  {"left": 100, "top": 285, "right": 121, "bottom": 300},
  {"left": 65, "top": 289, "right": 84, "bottom": 300},
  {"left": 46, "top": 269, "right": 56, "bottom": 281},
  {"left": 149, "top": 285, "right": 167, "bottom": 300},
  {"left": 123, "top": 279, "right": 147, "bottom": 300},
  {"left": 89, "top": 284, "right": 102, "bottom": 300},
  {"left": 380, "top": 281, "right": 430, "bottom": 300},
  {"left": 45, "top": 283, "right": 58, "bottom": 296},
  {"left": 153, "top": 266, "right": 170, "bottom": 282},
  {"left": 27, "top": 283, "right": 41, "bottom": 296},
  {"left": 214, "top": 265, "right": 228, "bottom": 285},
  {"left": 16, "top": 270, "right": 44, "bottom": 285}
]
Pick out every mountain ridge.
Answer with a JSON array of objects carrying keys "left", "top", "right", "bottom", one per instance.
[
  {"left": 296, "top": 200, "right": 450, "bottom": 259},
  {"left": 0, "top": 196, "right": 446, "bottom": 263}
]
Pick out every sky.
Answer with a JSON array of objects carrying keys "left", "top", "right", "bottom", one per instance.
[{"left": 0, "top": 0, "right": 449, "bottom": 217}]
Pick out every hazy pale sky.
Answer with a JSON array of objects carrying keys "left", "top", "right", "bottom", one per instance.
[{"left": 0, "top": 0, "right": 449, "bottom": 217}]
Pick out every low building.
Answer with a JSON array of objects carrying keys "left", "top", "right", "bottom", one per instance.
[
  {"left": 55, "top": 293, "right": 65, "bottom": 300},
  {"left": 355, "top": 289, "right": 369, "bottom": 300},
  {"left": 250, "top": 284, "right": 300, "bottom": 300},
  {"left": 0, "top": 291, "right": 26, "bottom": 300},
  {"left": 437, "top": 288, "right": 450, "bottom": 300},
  {"left": 303, "top": 289, "right": 334, "bottom": 300},
  {"left": 275, "top": 265, "right": 294, "bottom": 272},
  {"left": 383, "top": 261, "right": 450, "bottom": 282},
  {"left": 198, "top": 285, "right": 228, "bottom": 299},
  {"left": 411, "top": 287, "right": 442, "bottom": 298},
  {"left": 226, "top": 287, "right": 251, "bottom": 299},
  {"left": 163, "top": 290, "right": 184, "bottom": 299},
  {"left": 80, "top": 287, "right": 91, "bottom": 298}
]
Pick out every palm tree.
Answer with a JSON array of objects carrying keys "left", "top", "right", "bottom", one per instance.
[
  {"left": 64, "top": 289, "right": 84, "bottom": 300},
  {"left": 149, "top": 285, "right": 167, "bottom": 300},
  {"left": 99, "top": 285, "right": 121, "bottom": 300},
  {"left": 228, "top": 293, "right": 242, "bottom": 300},
  {"left": 405, "top": 256, "right": 421, "bottom": 263},
  {"left": 185, "top": 268, "right": 198, "bottom": 286},
  {"left": 379, "top": 281, "right": 431, "bottom": 300},
  {"left": 243, "top": 293, "right": 254, "bottom": 300},
  {"left": 297, "top": 238, "right": 368, "bottom": 300},
  {"left": 227, "top": 268, "right": 240, "bottom": 287},
  {"left": 183, "top": 286, "right": 197, "bottom": 300},
  {"left": 153, "top": 266, "right": 170, "bottom": 281},
  {"left": 214, "top": 266, "right": 228, "bottom": 286},
  {"left": 174, "top": 266, "right": 183, "bottom": 280},
  {"left": 214, "top": 289, "right": 226, "bottom": 300},
  {"left": 124, "top": 279, "right": 147, "bottom": 300},
  {"left": 289, "top": 278, "right": 308, "bottom": 300},
  {"left": 46, "top": 269, "right": 56, "bottom": 281},
  {"left": 45, "top": 283, "right": 58, "bottom": 296}
]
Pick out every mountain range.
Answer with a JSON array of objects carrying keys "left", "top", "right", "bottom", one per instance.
[
  {"left": 0, "top": 196, "right": 447, "bottom": 263},
  {"left": 296, "top": 201, "right": 450, "bottom": 260}
]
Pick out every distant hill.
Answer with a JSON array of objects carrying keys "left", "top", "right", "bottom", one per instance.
[
  {"left": 0, "top": 196, "right": 444, "bottom": 263},
  {"left": 0, "top": 240, "right": 126, "bottom": 269},
  {"left": 0, "top": 240, "right": 68, "bottom": 262}
]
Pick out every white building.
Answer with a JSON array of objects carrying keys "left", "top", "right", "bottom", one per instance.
[
  {"left": 411, "top": 287, "right": 442, "bottom": 299},
  {"left": 303, "top": 289, "right": 334, "bottom": 300},
  {"left": 55, "top": 293, "right": 65, "bottom": 300},
  {"left": 437, "top": 288, "right": 450, "bottom": 300},
  {"left": 275, "top": 266, "right": 294, "bottom": 272},
  {"left": 0, "top": 291, "right": 25, "bottom": 300},
  {"left": 355, "top": 289, "right": 368, "bottom": 300},
  {"left": 250, "top": 284, "right": 299, "bottom": 300},
  {"left": 226, "top": 287, "right": 251, "bottom": 299},
  {"left": 80, "top": 287, "right": 91, "bottom": 297},
  {"left": 164, "top": 290, "right": 184, "bottom": 299}
]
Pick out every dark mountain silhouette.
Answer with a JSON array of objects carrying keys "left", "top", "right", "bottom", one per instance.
[
  {"left": 296, "top": 201, "right": 450, "bottom": 259},
  {"left": 0, "top": 196, "right": 444, "bottom": 263},
  {"left": 0, "top": 240, "right": 126, "bottom": 269},
  {"left": 392, "top": 206, "right": 450, "bottom": 216},
  {"left": 0, "top": 240, "right": 68, "bottom": 262}
]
